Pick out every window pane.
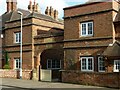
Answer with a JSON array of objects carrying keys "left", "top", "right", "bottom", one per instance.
[
  {"left": 118, "top": 61, "right": 120, "bottom": 70},
  {"left": 47, "top": 60, "right": 51, "bottom": 68},
  {"left": 16, "top": 60, "right": 19, "bottom": 69},
  {"left": 81, "top": 22, "right": 93, "bottom": 36},
  {"left": 98, "top": 57, "right": 105, "bottom": 72},
  {"left": 15, "top": 59, "right": 21, "bottom": 69},
  {"left": 19, "top": 33, "right": 21, "bottom": 43},
  {"left": 81, "top": 57, "right": 94, "bottom": 71},
  {"left": 47, "top": 60, "right": 61, "bottom": 69},
  {"left": 115, "top": 60, "right": 120, "bottom": 71},
  {"left": 82, "top": 24, "right": 86, "bottom": 35},
  {"left": 56, "top": 60, "right": 60, "bottom": 68},
  {"left": 16, "top": 33, "right": 19, "bottom": 42},
  {"left": 19, "top": 59, "right": 21, "bottom": 68},
  {"left": 52, "top": 60, "right": 55, "bottom": 68},
  {"left": 88, "top": 58, "right": 92, "bottom": 70},
  {"left": 88, "top": 23, "right": 93, "bottom": 35},
  {"left": 82, "top": 58, "right": 86, "bottom": 70},
  {"left": 15, "top": 32, "right": 21, "bottom": 43}
]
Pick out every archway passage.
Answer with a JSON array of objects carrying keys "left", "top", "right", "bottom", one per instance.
[{"left": 40, "top": 48, "right": 63, "bottom": 81}]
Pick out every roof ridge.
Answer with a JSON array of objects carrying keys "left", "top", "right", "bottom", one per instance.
[
  {"left": 5, "top": 12, "right": 13, "bottom": 22},
  {"left": 17, "top": 8, "right": 29, "bottom": 12}
]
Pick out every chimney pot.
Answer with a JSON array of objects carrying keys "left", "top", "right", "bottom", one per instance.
[
  {"left": 45, "top": 6, "right": 49, "bottom": 15},
  {"left": 49, "top": 6, "right": 54, "bottom": 18},
  {"left": 6, "top": 0, "right": 17, "bottom": 12},
  {"left": 35, "top": 3, "right": 40, "bottom": 12},
  {"left": 6, "top": 0, "right": 12, "bottom": 12},
  {"left": 28, "top": 0, "right": 32, "bottom": 11},
  {"left": 11, "top": 0, "right": 17, "bottom": 11},
  {"left": 54, "top": 10, "right": 58, "bottom": 20},
  {"left": 28, "top": 0, "right": 40, "bottom": 13}
]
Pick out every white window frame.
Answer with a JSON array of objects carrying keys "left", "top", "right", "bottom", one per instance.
[
  {"left": 80, "top": 21, "right": 93, "bottom": 37},
  {"left": 114, "top": 60, "right": 120, "bottom": 72},
  {"left": 14, "top": 32, "right": 21, "bottom": 43},
  {"left": 47, "top": 59, "right": 61, "bottom": 69},
  {"left": 14, "top": 58, "right": 21, "bottom": 69},
  {"left": 81, "top": 57, "right": 94, "bottom": 72},
  {"left": 98, "top": 56, "right": 105, "bottom": 72},
  {"left": 1, "top": 34, "right": 3, "bottom": 39}
]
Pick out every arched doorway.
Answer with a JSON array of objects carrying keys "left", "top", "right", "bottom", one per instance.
[{"left": 40, "top": 48, "right": 63, "bottom": 82}]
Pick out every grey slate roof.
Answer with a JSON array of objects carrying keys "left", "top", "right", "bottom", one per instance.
[
  {"left": 103, "top": 41, "right": 120, "bottom": 57},
  {"left": 27, "top": 12, "right": 57, "bottom": 22},
  {"left": 1, "top": 8, "right": 63, "bottom": 28},
  {"left": 114, "top": 9, "right": 120, "bottom": 22},
  {"left": 1, "top": 8, "right": 31, "bottom": 27}
]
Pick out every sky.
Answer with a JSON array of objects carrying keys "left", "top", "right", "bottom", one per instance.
[{"left": 0, "top": 0, "right": 89, "bottom": 19}]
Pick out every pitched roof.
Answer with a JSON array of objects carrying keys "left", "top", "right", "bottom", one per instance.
[
  {"left": 1, "top": 8, "right": 63, "bottom": 28},
  {"left": 27, "top": 12, "right": 57, "bottom": 22},
  {"left": 114, "top": 9, "right": 120, "bottom": 22},
  {"left": 103, "top": 41, "right": 120, "bottom": 57},
  {"left": 87, "top": 0, "right": 111, "bottom": 2},
  {"left": 1, "top": 8, "right": 31, "bottom": 27}
]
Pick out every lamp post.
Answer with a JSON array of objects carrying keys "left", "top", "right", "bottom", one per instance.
[{"left": 17, "top": 11, "right": 23, "bottom": 79}]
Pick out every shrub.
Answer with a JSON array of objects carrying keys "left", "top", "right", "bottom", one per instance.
[{"left": 3, "top": 64, "right": 11, "bottom": 69}]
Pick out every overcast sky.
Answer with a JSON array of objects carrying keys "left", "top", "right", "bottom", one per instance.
[{"left": 0, "top": 0, "right": 88, "bottom": 19}]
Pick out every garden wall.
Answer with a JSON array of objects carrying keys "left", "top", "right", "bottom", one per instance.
[
  {"left": 0, "top": 69, "right": 32, "bottom": 80},
  {"left": 62, "top": 70, "right": 120, "bottom": 88}
]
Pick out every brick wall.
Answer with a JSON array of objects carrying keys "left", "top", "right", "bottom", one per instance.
[
  {"left": 62, "top": 70, "right": 120, "bottom": 88},
  {"left": 64, "top": 2, "right": 119, "bottom": 17},
  {"left": 0, "top": 69, "right": 32, "bottom": 80}
]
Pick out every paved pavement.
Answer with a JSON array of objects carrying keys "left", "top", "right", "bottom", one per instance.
[{"left": 0, "top": 78, "right": 119, "bottom": 90}]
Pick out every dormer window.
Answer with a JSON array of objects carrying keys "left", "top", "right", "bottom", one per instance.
[{"left": 80, "top": 21, "right": 93, "bottom": 37}]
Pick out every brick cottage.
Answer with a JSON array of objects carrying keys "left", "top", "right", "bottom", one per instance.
[{"left": 0, "top": 0, "right": 120, "bottom": 88}]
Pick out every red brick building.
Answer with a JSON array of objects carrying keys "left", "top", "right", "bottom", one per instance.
[
  {"left": 62, "top": 0, "right": 120, "bottom": 86},
  {"left": 1, "top": 0, "right": 120, "bottom": 85},
  {"left": 1, "top": 0, "right": 64, "bottom": 81}
]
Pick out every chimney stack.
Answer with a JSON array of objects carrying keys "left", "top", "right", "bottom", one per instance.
[
  {"left": 28, "top": 0, "right": 32, "bottom": 11},
  {"left": 6, "top": 0, "right": 17, "bottom": 12},
  {"left": 45, "top": 6, "right": 59, "bottom": 20},
  {"left": 28, "top": 0, "right": 40, "bottom": 13},
  {"left": 7, "top": 0, "right": 12, "bottom": 12},
  {"left": 54, "top": 10, "right": 58, "bottom": 20},
  {"left": 33, "top": 0, "right": 36, "bottom": 11},
  {"left": 49, "top": 6, "right": 54, "bottom": 18},
  {"left": 35, "top": 3, "right": 40, "bottom": 12}
]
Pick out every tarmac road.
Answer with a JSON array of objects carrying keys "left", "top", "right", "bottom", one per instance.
[{"left": 0, "top": 78, "right": 119, "bottom": 90}]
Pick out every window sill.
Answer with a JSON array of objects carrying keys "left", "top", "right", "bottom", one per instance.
[
  {"left": 47, "top": 68, "right": 61, "bottom": 70},
  {"left": 81, "top": 70, "right": 94, "bottom": 72},
  {"left": 14, "top": 42, "right": 21, "bottom": 44},
  {"left": 80, "top": 35, "right": 93, "bottom": 38},
  {"left": 98, "top": 71, "right": 105, "bottom": 72}
]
